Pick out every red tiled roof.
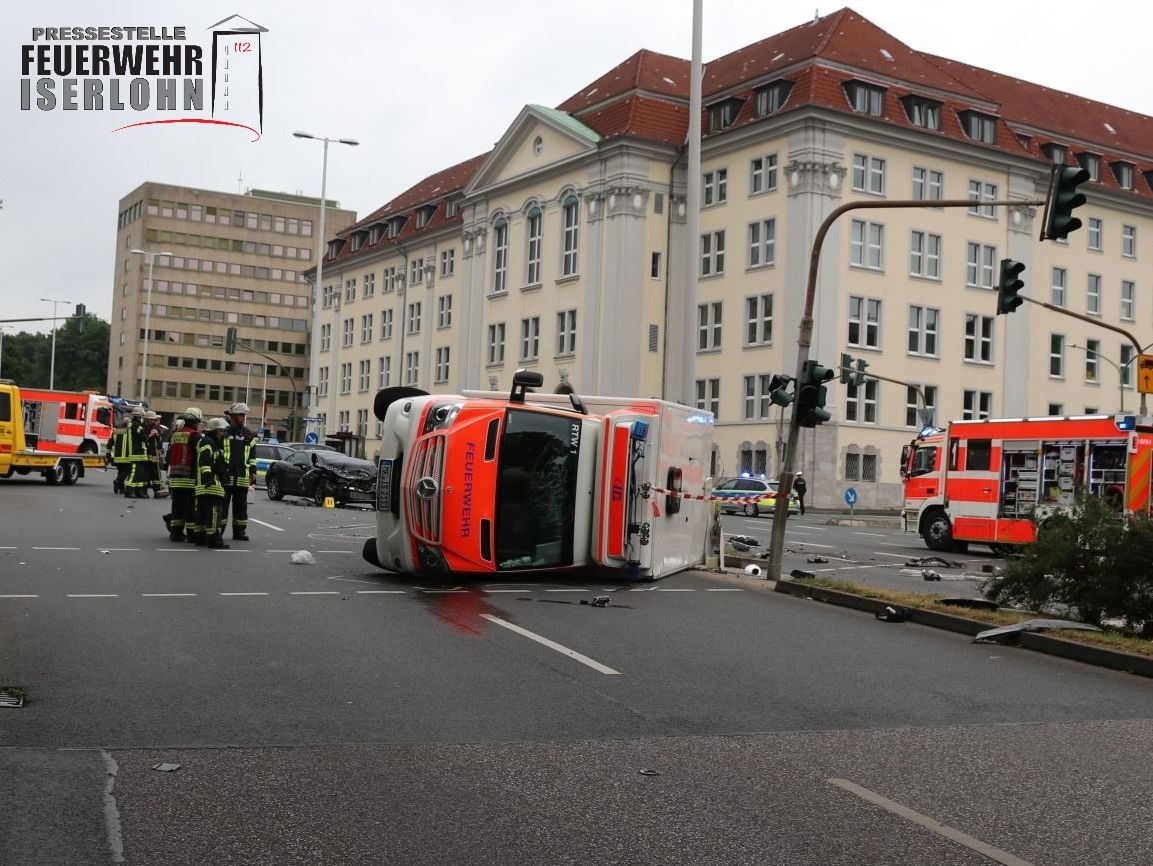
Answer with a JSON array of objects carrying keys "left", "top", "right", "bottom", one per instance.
[
  {"left": 576, "top": 95, "right": 689, "bottom": 145},
  {"left": 558, "top": 48, "right": 690, "bottom": 114}
]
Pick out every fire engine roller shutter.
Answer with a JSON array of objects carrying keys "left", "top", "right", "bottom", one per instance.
[{"left": 1127, "top": 433, "right": 1153, "bottom": 513}]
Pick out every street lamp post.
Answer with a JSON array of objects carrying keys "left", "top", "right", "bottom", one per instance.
[
  {"left": 39, "top": 296, "right": 73, "bottom": 389},
  {"left": 293, "top": 131, "right": 359, "bottom": 439},
  {"left": 1070, "top": 343, "right": 1127, "bottom": 412},
  {"left": 129, "top": 248, "right": 173, "bottom": 404}
]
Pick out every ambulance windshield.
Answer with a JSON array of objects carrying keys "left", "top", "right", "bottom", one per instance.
[{"left": 494, "top": 409, "right": 581, "bottom": 569}]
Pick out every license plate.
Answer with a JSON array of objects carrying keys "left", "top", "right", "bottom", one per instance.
[{"left": 376, "top": 459, "right": 393, "bottom": 512}]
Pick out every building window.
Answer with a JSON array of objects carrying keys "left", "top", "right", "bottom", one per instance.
[
  {"left": 363, "top": 273, "right": 375, "bottom": 298},
  {"left": 755, "top": 81, "right": 792, "bottom": 116},
  {"left": 845, "top": 380, "right": 878, "bottom": 423},
  {"left": 967, "top": 180, "right": 997, "bottom": 218},
  {"left": 1083, "top": 338, "right": 1100, "bottom": 383},
  {"left": 1049, "top": 334, "right": 1065, "bottom": 378},
  {"left": 703, "top": 168, "right": 728, "bottom": 205},
  {"left": 1077, "top": 152, "right": 1101, "bottom": 181},
  {"left": 383, "top": 266, "right": 399, "bottom": 293},
  {"left": 697, "top": 301, "right": 722, "bottom": 352},
  {"left": 561, "top": 195, "right": 580, "bottom": 277},
  {"left": 650, "top": 251, "right": 662, "bottom": 279},
  {"left": 902, "top": 96, "right": 942, "bottom": 130},
  {"left": 406, "top": 301, "right": 422, "bottom": 335},
  {"left": 410, "top": 257, "right": 424, "bottom": 286},
  {"left": 520, "top": 316, "right": 540, "bottom": 361},
  {"left": 437, "top": 295, "right": 453, "bottom": 329},
  {"left": 1121, "top": 280, "right": 1135, "bottom": 320},
  {"left": 378, "top": 355, "right": 391, "bottom": 388},
  {"left": 440, "top": 248, "right": 455, "bottom": 278},
  {"left": 852, "top": 154, "right": 885, "bottom": 194},
  {"left": 404, "top": 352, "right": 419, "bottom": 386},
  {"left": 487, "top": 322, "right": 506, "bottom": 365},
  {"left": 748, "top": 219, "right": 776, "bottom": 268},
  {"left": 1122, "top": 225, "right": 1137, "bottom": 258},
  {"left": 909, "top": 230, "right": 941, "bottom": 279},
  {"left": 750, "top": 154, "right": 779, "bottom": 195},
  {"left": 342, "top": 318, "right": 354, "bottom": 348},
  {"left": 848, "top": 296, "right": 881, "bottom": 348},
  {"left": 339, "top": 362, "right": 352, "bottom": 395},
  {"left": 317, "top": 366, "right": 329, "bottom": 398},
  {"left": 1088, "top": 217, "right": 1103, "bottom": 251},
  {"left": 962, "top": 390, "right": 993, "bottom": 420},
  {"left": 850, "top": 220, "right": 884, "bottom": 270},
  {"left": 844, "top": 81, "right": 885, "bottom": 116},
  {"left": 964, "top": 314, "right": 994, "bottom": 363},
  {"left": 556, "top": 309, "right": 576, "bottom": 356},
  {"left": 1087, "top": 274, "right": 1101, "bottom": 315},
  {"left": 907, "top": 306, "right": 939, "bottom": 357},
  {"left": 1121, "top": 345, "right": 1135, "bottom": 388},
  {"left": 965, "top": 243, "right": 997, "bottom": 289},
  {"left": 320, "top": 323, "right": 331, "bottom": 352},
  {"left": 492, "top": 218, "right": 509, "bottom": 294},
  {"left": 434, "top": 347, "right": 450, "bottom": 384},
  {"left": 707, "top": 99, "right": 740, "bottom": 132},
  {"left": 844, "top": 451, "right": 878, "bottom": 482},
  {"left": 745, "top": 294, "right": 773, "bottom": 346},
  {"left": 358, "top": 359, "right": 372, "bottom": 392},
  {"left": 959, "top": 110, "right": 996, "bottom": 144},
  {"left": 912, "top": 167, "right": 943, "bottom": 201},
  {"left": 743, "top": 374, "right": 778, "bottom": 420},
  {"left": 906, "top": 385, "right": 937, "bottom": 427},
  {"left": 1113, "top": 161, "right": 1135, "bottom": 190},
  {"left": 526, "top": 207, "right": 542, "bottom": 284},
  {"left": 695, "top": 378, "right": 720, "bottom": 416},
  {"left": 700, "top": 230, "right": 726, "bottom": 276},
  {"left": 1051, "top": 267, "right": 1067, "bottom": 307},
  {"left": 345, "top": 278, "right": 357, "bottom": 304},
  {"left": 360, "top": 313, "right": 373, "bottom": 343},
  {"left": 379, "top": 308, "right": 393, "bottom": 341}
]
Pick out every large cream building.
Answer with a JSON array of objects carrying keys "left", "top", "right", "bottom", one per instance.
[
  {"left": 108, "top": 182, "right": 356, "bottom": 431},
  {"left": 311, "top": 8, "right": 1153, "bottom": 509}
]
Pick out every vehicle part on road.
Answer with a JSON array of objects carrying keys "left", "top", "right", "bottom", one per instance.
[
  {"left": 591, "top": 595, "right": 611, "bottom": 607},
  {"left": 807, "top": 556, "right": 829, "bottom": 564},
  {"left": 290, "top": 550, "right": 316, "bottom": 564},
  {"left": 743, "top": 564, "right": 762, "bottom": 576},
  {"left": 905, "top": 556, "right": 963, "bottom": 569},
  {"left": 921, "top": 569, "right": 941, "bottom": 581},
  {"left": 789, "top": 569, "right": 815, "bottom": 579},
  {"left": 938, "top": 598, "right": 1000, "bottom": 611},
  {"left": 973, "top": 619, "right": 1103, "bottom": 643},
  {"left": 151, "top": 763, "right": 181, "bottom": 772},
  {"left": 875, "top": 605, "right": 910, "bottom": 622}
]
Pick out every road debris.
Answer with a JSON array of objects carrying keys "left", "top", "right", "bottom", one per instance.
[
  {"left": 151, "top": 763, "right": 181, "bottom": 773},
  {"left": 974, "top": 619, "right": 1103, "bottom": 643},
  {"left": 290, "top": 550, "right": 316, "bottom": 565},
  {"left": 875, "top": 605, "right": 910, "bottom": 622}
]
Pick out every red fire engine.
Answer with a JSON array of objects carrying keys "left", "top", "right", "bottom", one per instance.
[
  {"left": 18, "top": 388, "right": 115, "bottom": 456},
  {"left": 902, "top": 414, "right": 1153, "bottom": 553}
]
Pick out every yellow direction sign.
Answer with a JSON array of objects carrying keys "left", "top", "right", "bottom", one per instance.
[{"left": 1139, "top": 354, "right": 1153, "bottom": 395}]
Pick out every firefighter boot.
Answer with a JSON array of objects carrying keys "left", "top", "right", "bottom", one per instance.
[{"left": 207, "top": 534, "right": 230, "bottom": 550}]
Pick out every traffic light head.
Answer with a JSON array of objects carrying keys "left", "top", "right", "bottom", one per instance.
[
  {"left": 74, "top": 303, "right": 86, "bottom": 333},
  {"left": 839, "top": 353, "right": 853, "bottom": 385},
  {"left": 225, "top": 326, "right": 238, "bottom": 354},
  {"left": 996, "top": 258, "right": 1026, "bottom": 315},
  {"left": 796, "top": 360, "right": 835, "bottom": 427},
  {"left": 852, "top": 358, "right": 869, "bottom": 387},
  {"left": 1042, "top": 164, "right": 1091, "bottom": 241},
  {"left": 767, "top": 373, "right": 794, "bottom": 406}
]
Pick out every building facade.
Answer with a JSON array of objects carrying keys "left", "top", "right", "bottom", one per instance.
[
  {"left": 311, "top": 8, "right": 1153, "bottom": 509},
  {"left": 108, "top": 182, "right": 356, "bottom": 431}
]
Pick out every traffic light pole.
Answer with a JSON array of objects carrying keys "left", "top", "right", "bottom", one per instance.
[
  {"left": 765, "top": 196, "right": 1044, "bottom": 581},
  {"left": 838, "top": 365, "right": 933, "bottom": 427}
]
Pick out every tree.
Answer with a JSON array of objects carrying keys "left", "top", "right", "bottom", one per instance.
[{"left": 52, "top": 313, "right": 110, "bottom": 391}]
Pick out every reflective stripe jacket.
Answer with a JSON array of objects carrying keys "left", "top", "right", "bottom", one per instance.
[
  {"left": 222, "top": 426, "right": 257, "bottom": 487},
  {"left": 195, "top": 436, "right": 227, "bottom": 498}
]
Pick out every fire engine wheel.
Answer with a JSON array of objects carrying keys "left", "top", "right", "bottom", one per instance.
[
  {"left": 62, "top": 461, "right": 80, "bottom": 485},
  {"left": 742, "top": 503, "right": 760, "bottom": 518},
  {"left": 923, "top": 510, "right": 955, "bottom": 552},
  {"left": 79, "top": 440, "right": 99, "bottom": 455},
  {"left": 266, "top": 477, "right": 284, "bottom": 500}
]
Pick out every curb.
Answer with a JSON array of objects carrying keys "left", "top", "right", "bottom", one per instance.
[{"left": 772, "top": 578, "right": 1153, "bottom": 679}]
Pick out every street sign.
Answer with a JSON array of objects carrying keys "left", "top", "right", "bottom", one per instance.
[
  {"left": 1138, "top": 354, "right": 1153, "bottom": 395},
  {"left": 304, "top": 432, "right": 319, "bottom": 444},
  {"left": 844, "top": 487, "right": 858, "bottom": 506},
  {"left": 302, "top": 416, "right": 322, "bottom": 423}
]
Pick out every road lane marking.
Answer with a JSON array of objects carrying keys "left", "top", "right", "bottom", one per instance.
[
  {"left": 355, "top": 590, "right": 406, "bottom": 594},
  {"left": 545, "top": 588, "right": 589, "bottom": 593},
  {"left": 480, "top": 614, "right": 620, "bottom": 675},
  {"left": 853, "top": 531, "right": 888, "bottom": 537},
  {"left": 706, "top": 588, "right": 745, "bottom": 592},
  {"left": 220, "top": 592, "right": 269, "bottom": 596},
  {"left": 656, "top": 588, "right": 695, "bottom": 592},
  {"left": 33, "top": 547, "right": 80, "bottom": 551},
  {"left": 828, "top": 778, "right": 1035, "bottom": 866},
  {"left": 0, "top": 594, "right": 38, "bottom": 598},
  {"left": 141, "top": 593, "right": 198, "bottom": 597},
  {"left": 67, "top": 594, "right": 119, "bottom": 598},
  {"left": 249, "top": 517, "right": 285, "bottom": 532},
  {"left": 289, "top": 591, "right": 342, "bottom": 595},
  {"left": 872, "top": 551, "right": 917, "bottom": 559},
  {"left": 484, "top": 589, "right": 527, "bottom": 593}
]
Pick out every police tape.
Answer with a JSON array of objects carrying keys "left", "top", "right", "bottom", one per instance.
[{"left": 641, "top": 484, "right": 772, "bottom": 505}]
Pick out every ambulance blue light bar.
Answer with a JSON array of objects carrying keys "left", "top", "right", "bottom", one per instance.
[{"left": 630, "top": 420, "right": 649, "bottom": 442}]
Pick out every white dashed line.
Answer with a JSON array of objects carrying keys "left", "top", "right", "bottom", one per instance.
[
  {"left": 545, "top": 588, "right": 589, "bottom": 593},
  {"left": 289, "top": 591, "right": 342, "bottom": 596},
  {"left": 706, "top": 588, "right": 745, "bottom": 592},
  {"left": 248, "top": 517, "right": 285, "bottom": 532},
  {"left": 67, "top": 594, "right": 119, "bottom": 598},
  {"left": 34, "top": 547, "right": 80, "bottom": 551},
  {"left": 355, "top": 590, "right": 406, "bottom": 594},
  {"left": 220, "top": 592, "right": 270, "bottom": 596},
  {"left": 480, "top": 614, "right": 621, "bottom": 675},
  {"left": 0, "top": 594, "right": 38, "bottom": 598},
  {"left": 141, "top": 593, "right": 198, "bottom": 597},
  {"left": 656, "top": 588, "right": 695, "bottom": 592}
]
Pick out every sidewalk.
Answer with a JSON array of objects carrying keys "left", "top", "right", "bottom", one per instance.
[{"left": 800, "top": 508, "right": 904, "bottom": 530}]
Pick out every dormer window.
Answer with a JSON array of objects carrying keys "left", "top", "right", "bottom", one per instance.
[
  {"left": 707, "top": 98, "right": 742, "bottom": 132},
  {"left": 387, "top": 216, "right": 407, "bottom": 238},
  {"left": 445, "top": 199, "right": 459, "bottom": 218},
  {"left": 1041, "top": 142, "right": 1067, "bottom": 164},
  {"left": 368, "top": 225, "right": 383, "bottom": 245},
  {"left": 844, "top": 80, "right": 885, "bottom": 116},
  {"left": 901, "top": 95, "right": 942, "bottom": 130},
  {"left": 416, "top": 205, "right": 437, "bottom": 229},
  {"left": 958, "top": 110, "right": 996, "bottom": 144},
  {"left": 350, "top": 231, "right": 367, "bottom": 252},
  {"left": 1077, "top": 152, "right": 1100, "bottom": 181},
  {"left": 1112, "top": 161, "right": 1134, "bottom": 190},
  {"left": 326, "top": 238, "right": 345, "bottom": 260},
  {"left": 755, "top": 80, "right": 793, "bottom": 117}
]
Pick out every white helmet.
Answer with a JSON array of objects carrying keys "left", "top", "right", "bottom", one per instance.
[
  {"left": 228, "top": 402, "right": 251, "bottom": 415},
  {"left": 144, "top": 410, "right": 160, "bottom": 420},
  {"left": 206, "top": 417, "right": 229, "bottom": 431},
  {"left": 185, "top": 407, "right": 203, "bottom": 420}
]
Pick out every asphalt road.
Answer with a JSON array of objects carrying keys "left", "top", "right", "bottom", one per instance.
[{"left": 2, "top": 472, "right": 1152, "bottom": 865}]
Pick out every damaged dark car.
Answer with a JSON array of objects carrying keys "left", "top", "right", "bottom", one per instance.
[{"left": 265, "top": 450, "right": 376, "bottom": 507}]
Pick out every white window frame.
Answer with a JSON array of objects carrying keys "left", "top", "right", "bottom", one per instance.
[
  {"left": 1083, "top": 338, "right": 1100, "bottom": 383},
  {"left": 700, "top": 230, "right": 726, "bottom": 277},
  {"left": 909, "top": 230, "right": 941, "bottom": 279},
  {"left": 434, "top": 347, "right": 450, "bottom": 384},
  {"left": 360, "top": 313, "right": 373, "bottom": 344},
  {"left": 749, "top": 154, "right": 778, "bottom": 195},
  {"left": 1051, "top": 267, "right": 1067, "bottom": 307},
  {"left": 844, "top": 379, "right": 878, "bottom": 423},
  {"left": 406, "top": 301, "right": 422, "bottom": 335},
  {"left": 1121, "top": 280, "right": 1135, "bottom": 321},
  {"left": 487, "top": 322, "right": 506, "bottom": 366},
  {"left": 556, "top": 309, "right": 576, "bottom": 356},
  {"left": 378, "top": 355, "right": 391, "bottom": 388},
  {"left": 852, "top": 154, "right": 885, "bottom": 195},
  {"left": 848, "top": 296, "right": 881, "bottom": 349},
  {"left": 695, "top": 378, "right": 720, "bottom": 416},
  {"left": 748, "top": 219, "right": 776, "bottom": 268},
  {"left": 907, "top": 305, "right": 939, "bottom": 357},
  {"left": 742, "top": 374, "right": 776, "bottom": 420},
  {"left": 703, "top": 168, "right": 728, "bottom": 206},
  {"left": 1122, "top": 224, "right": 1137, "bottom": 259},
  {"left": 962, "top": 390, "right": 993, "bottom": 420},
  {"left": 520, "top": 316, "right": 540, "bottom": 362},
  {"left": 967, "top": 180, "right": 997, "bottom": 218},
  {"left": 379, "top": 308, "right": 393, "bottom": 341},
  {"left": 492, "top": 219, "right": 509, "bottom": 294},
  {"left": 526, "top": 207, "right": 543, "bottom": 285},
  {"left": 437, "top": 294, "right": 453, "bottom": 329},
  {"left": 561, "top": 195, "right": 580, "bottom": 277},
  {"left": 404, "top": 351, "right": 419, "bottom": 386},
  {"left": 745, "top": 294, "right": 773, "bottom": 346},
  {"left": 850, "top": 219, "right": 884, "bottom": 270},
  {"left": 965, "top": 243, "right": 997, "bottom": 289},
  {"left": 912, "top": 167, "right": 943, "bottom": 201},
  {"left": 1087, "top": 274, "right": 1101, "bottom": 315},
  {"left": 1088, "top": 217, "right": 1103, "bottom": 251},
  {"left": 964, "top": 314, "right": 994, "bottom": 363},
  {"left": 697, "top": 301, "right": 722, "bottom": 352},
  {"left": 1049, "top": 333, "right": 1065, "bottom": 378}
]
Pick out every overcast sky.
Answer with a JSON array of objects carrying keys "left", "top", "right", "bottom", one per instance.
[{"left": 3, "top": 0, "right": 1147, "bottom": 333}]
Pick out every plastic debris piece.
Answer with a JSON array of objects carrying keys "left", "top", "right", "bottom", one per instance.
[
  {"left": 638, "top": 769, "right": 661, "bottom": 776},
  {"left": 100, "top": 550, "right": 111, "bottom": 555},
  {"left": 921, "top": 569, "right": 941, "bottom": 581},
  {"left": 152, "top": 763, "right": 181, "bottom": 772},
  {"left": 290, "top": 550, "right": 316, "bottom": 565},
  {"left": 743, "top": 564, "right": 762, "bottom": 576},
  {"left": 789, "top": 569, "right": 815, "bottom": 580},
  {"left": 807, "top": 556, "right": 828, "bottom": 564},
  {"left": 876, "top": 605, "right": 910, "bottom": 622},
  {"left": 973, "top": 619, "right": 1103, "bottom": 643},
  {"left": 590, "top": 595, "right": 611, "bottom": 607}
]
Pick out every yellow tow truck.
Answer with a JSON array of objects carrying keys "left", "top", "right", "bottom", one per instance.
[{"left": 0, "top": 380, "right": 105, "bottom": 485}]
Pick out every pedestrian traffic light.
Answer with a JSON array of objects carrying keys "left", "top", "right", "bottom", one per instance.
[
  {"left": 767, "top": 373, "right": 794, "bottom": 406},
  {"left": 851, "top": 358, "right": 868, "bottom": 387},
  {"left": 225, "top": 326, "right": 238, "bottom": 354},
  {"left": 839, "top": 353, "right": 853, "bottom": 385},
  {"left": 1041, "top": 163, "right": 1091, "bottom": 241},
  {"left": 996, "top": 258, "right": 1026, "bottom": 315},
  {"left": 796, "top": 360, "right": 834, "bottom": 428}
]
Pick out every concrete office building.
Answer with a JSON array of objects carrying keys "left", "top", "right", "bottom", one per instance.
[
  {"left": 108, "top": 181, "right": 356, "bottom": 431},
  {"left": 311, "top": 8, "right": 1153, "bottom": 509}
]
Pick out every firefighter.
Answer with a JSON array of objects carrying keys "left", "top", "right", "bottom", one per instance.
[
  {"left": 195, "top": 417, "right": 230, "bottom": 549},
  {"left": 110, "top": 417, "right": 132, "bottom": 494},
  {"left": 142, "top": 411, "right": 168, "bottom": 498},
  {"left": 163, "top": 407, "right": 203, "bottom": 543},
  {"left": 220, "top": 402, "right": 257, "bottom": 542},
  {"left": 123, "top": 406, "right": 149, "bottom": 498}
]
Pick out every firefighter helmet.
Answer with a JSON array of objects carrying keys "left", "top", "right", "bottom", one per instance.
[
  {"left": 227, "top": 402, "right": 251, "bottom": 415},
  {"left": 206, "top": 417, "right": 229, "bottom": 431},
  {"left": 185, "top": 407, "right": 203, "bottom": 420}
]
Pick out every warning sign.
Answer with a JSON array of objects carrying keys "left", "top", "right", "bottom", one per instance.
[{"left": 1139, "top": 354, "right": 1153, "bottom": 395}]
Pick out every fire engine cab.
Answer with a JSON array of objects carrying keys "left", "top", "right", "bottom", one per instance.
[{"left": 902, "top": 414, "right": 1153, "bottom": 553}]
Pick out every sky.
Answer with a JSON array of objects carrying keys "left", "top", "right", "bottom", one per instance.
[{"left": 2, "top": 0, "right": 1148, "bottom": 334}]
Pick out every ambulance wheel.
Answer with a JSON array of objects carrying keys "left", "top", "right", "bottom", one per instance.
[
  {"left": 742, "top": 503, "right": 760, "bottom": 518},
  {"left": 362, "top": 537, "right": 383, "bottom": 568},
  {"left": 923, "top": 510, "right": 955, "bottom": 552}
]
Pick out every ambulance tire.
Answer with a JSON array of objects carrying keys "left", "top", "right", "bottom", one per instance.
[
  {"left": 372, "top": 387, "right": 429, "bottom": 422},
  {"left": 362, "top": 537, "right": 383, "bottom": 569},
  {"left": 923, "top": 509, "right": 955, "bottom": 552}
]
